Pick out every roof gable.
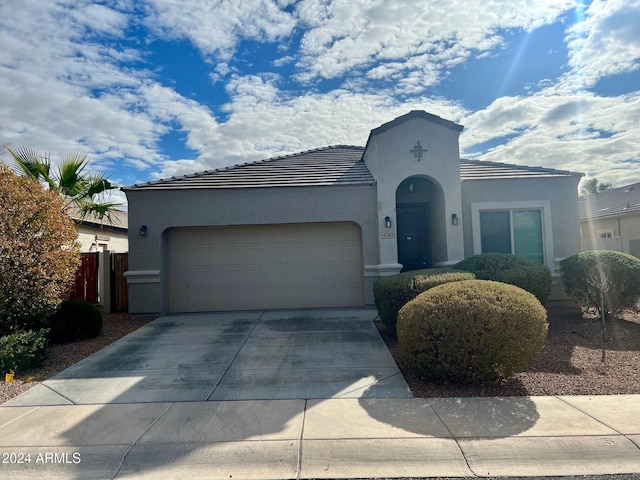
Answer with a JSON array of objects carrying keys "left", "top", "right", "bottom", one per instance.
[{"left": 369, "top": 110, "right": 464, "bottom": 135}]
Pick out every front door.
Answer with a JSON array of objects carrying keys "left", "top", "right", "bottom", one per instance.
[{"left": 397, "top": 204, "right": 431, "bottom": 271}]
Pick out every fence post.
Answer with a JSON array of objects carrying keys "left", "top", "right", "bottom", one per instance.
[{"left": 100, "top": 250, "right": 112, "bottom": 313}]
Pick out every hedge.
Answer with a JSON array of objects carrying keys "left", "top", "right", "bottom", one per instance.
[
  {"left": 48, "top": 299, "right": 103, "bottom": 344},
  {"left": 373, "top": 268, "right": 475, "bottom": 330},
  {"left": 397, "top": 280, "right": 548, "bottom": 383},
  {"left": 454, "top": 253, "right": 551, "bottom": 304},
  {"left": 0, "top": 329, "right": 49, "bottom": 375},
  {"left": 560, "top": 250, "right": 640, "bottom": 317}
]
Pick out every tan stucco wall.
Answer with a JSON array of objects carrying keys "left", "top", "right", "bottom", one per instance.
[
  {"left": 125, "top": 184, "right": 378, "bottom": 313},
  {"left": 580, "top": 212, "right": 640, "bottom": 258},
  {"left": 461, "top": 175, "right": 582, "bottom": 301},
  {"left": 76, "top": 225, "right": 128, "bottom": 253},
  {"left": 365, "top": 116, "right": 465, "bottom": 268},
  {"left": 581, "top": 212, "right": 640, "bottom": 238}
]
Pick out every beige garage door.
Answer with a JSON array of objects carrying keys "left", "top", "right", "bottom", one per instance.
[{"left": 167, "top": 222, "right": 364, "bottom": 312}]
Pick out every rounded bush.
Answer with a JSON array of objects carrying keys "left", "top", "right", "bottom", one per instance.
[
  {"left": 454, "top": 253, "right": 551, "bottom": 304},
  {"left": 0, "top": 329, "right": 49, "bottom": 374},
  {"left": 560, "top": 250, "right": 640, "bottom": 316},
  {"left": 373, "top": 268, "right": 475, "bottom": 330},
  {"left": 397, "top": 280, "right": 548, "bottom": 383},
  {"left": 48, "top": 299, "right": 103, "bottom": 344}
]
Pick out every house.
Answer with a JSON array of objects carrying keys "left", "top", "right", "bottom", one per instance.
[
  {"left": 123, "top": 110, "right": 583, "bottom": 314},
  {"left": 72, "top": 207, "right": 128, "bottom": 253},
  {"left": 580, "top": 182, "right": 640, "bottom": 258}
]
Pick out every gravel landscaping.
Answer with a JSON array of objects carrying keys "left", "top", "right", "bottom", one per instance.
[
  {"left": 0, "top": 313, "right": 155, "bottom": 404},
  {"left": 378, "top": 306, "right": 640, "bottom": 397},
  {"left": 2, "top": 306, "right": 639, "bottom": 404}
]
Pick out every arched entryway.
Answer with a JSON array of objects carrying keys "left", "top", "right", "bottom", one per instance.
[{"left": 395, "top": 176, "right": 447, "bottom": 271}]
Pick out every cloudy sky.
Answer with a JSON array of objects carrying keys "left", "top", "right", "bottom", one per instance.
[{"left": 1, "top": 0, "right": 639, "bottom": 203}]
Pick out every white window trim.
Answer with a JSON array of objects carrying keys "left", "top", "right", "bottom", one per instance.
[
  {"left": 471, "top": 200, "right": 555, "bottom": 272},
  {"left": 597, "top": 229, "right": 614, "bottom": 239}
]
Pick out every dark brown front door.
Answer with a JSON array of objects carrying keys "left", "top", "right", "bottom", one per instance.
[{"left": 397, "top": 203, "right": 431, "bottom": 272}]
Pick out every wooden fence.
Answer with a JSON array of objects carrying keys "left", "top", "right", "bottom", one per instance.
[
  {"left": 110, "top": 252, "right": 129, "bottom": 312},
  {"left": 69, "top": 252, "right": 129, "bottom": 312},
  {"left": 70, "top": 252, "right": 99, "bottom": 303}
]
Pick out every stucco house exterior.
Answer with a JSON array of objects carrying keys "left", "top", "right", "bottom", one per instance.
[
  {"left": 123, "top": 110, "right": 583, "bottom": 314},
  {"left": 72, "top": 207, "right": 129, "bottom": 253},
  {"left": 580, "top": 182, "right": 640, "bottom": 258}
]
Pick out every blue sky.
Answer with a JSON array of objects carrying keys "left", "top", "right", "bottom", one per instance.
[{"left": 1, "top": 0, "right": 640, "bottom": 207}]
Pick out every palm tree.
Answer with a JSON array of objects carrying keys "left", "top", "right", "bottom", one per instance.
[{"left": 6, "top": 146, "right": 121, "bottom": 221}]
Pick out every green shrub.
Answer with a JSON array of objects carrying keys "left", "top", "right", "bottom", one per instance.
[
  {"left": 0, "top": 329, "right": 49, "bottom": 374},
  {"left": 397, "top": 280, "right": 548, "bottom": 383},
  {"left": 374, "top": 268, "right": 475, "bottom": 330},
  {"left": 454, "top": 253, "right": 551, "bottom": 304},
  {"left": 48, "top": 299, "right": 103, "bottom": 344},
  {"left": 560, "top": 250, "right": 640, "bottom": 317}
]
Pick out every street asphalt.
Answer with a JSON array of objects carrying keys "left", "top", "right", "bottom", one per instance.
[{"left": 0, "top": 309, "right": 639, "bottom": 479}]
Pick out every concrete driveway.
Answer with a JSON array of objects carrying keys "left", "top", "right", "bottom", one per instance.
[
  {"left": 3, "top": 310, "right": 640, "bottom": 479},
  {"left": 5, "top": 308, "right": 411, "bottom": 406}
]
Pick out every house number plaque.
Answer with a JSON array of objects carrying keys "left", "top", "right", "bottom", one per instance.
[{"left": 381, "top": 231, "right": 396, "bottom": 239}]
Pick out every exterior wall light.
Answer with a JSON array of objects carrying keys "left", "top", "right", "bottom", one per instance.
[
  {"left": 451, "top": 214, "right": 459, "bottom": 226},
  {"left": 140, "top": 225, "right": 148, "bottom": 237},
  {"left": 385, "top": 216, "right": 392, "bottom": 228}
]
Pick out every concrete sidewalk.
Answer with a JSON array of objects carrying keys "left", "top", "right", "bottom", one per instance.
[{"left": 1, "top": 394, "right": 639, "bottom": 479}]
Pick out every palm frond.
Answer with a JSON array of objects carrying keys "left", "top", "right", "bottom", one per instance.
[
  {"left": 57, "top": 149, "right": 89, "bottom": 198},
  {"left": 7, "top": 146, "right": 55, "bottom": 189},
  {"left": 76, "top": 200, "right": 123, "bottom": 222},
  {"left": 85, "top": 172, "right": 118, "bottom": 198},
  {"left": 8, "top": 145, "right": 122, "bottom": 220}
]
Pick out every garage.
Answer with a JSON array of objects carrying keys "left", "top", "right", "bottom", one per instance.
[{"left": 166, "top": 222, "right": 364, "bottom": 312}]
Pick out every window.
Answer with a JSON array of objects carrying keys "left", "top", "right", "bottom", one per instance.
[
  {"left": 479, "top": 209, "right": 544, "bottom": 263},
  {"left": 597, "top": 229, "right": 613, "bottom": 239}
]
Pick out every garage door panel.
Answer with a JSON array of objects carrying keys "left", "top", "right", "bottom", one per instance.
[{"left": 167, "top": 223, "right": 364, "bottom": 312}]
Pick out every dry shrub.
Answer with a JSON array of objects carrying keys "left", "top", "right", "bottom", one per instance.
[
  {"left": 373, "top": 268, "right": 475, "bottom": 330},
  {"left": 397, "top": 280, "right": 548, "bottom": 383},
  {"left": 0, "top": 165, "right": 80, "bottom": 334}
]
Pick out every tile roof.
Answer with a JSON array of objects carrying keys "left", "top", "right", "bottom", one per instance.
[
  {"left": 579, "top": 182, "right": 640, "bottom": 220},
  {"left": 68, "top": 205, "right": 128, "bottom": 230},
  {"left": 460, "top": 159, "right": 582, "bottom": 180},
  {"left": 124, "top": 146, "right": 581, "bottom": 191},
  {"left": 124, "top": 146, "right": 373, "bottom": 190}
]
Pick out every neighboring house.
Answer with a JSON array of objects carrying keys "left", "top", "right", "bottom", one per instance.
[
  {"left": 123, "top": 110, "right": 583, "bottom": 314},
  {"left": 71, "top": 207, "right": 129, "bottom": 253},
  {"left": 579, "top": 182, "right": 640, "bottom": 258}
]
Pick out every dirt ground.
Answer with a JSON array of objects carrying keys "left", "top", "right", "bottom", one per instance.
[
  {"left": 377, "top": 306, "right": 640, "bottom": 397},
  {"left": 0, "top": 313, "right": 155, "bottom": 403}
]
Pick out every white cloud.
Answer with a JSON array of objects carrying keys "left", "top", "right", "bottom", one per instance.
[
  {"left": 2, "top": 0, "right": 639, "bottom": 193},
  {"left": 566, "top": 0, "right": 640, "bottom": 87},
  {"left": 151, "top": 73, "right": 467, "bottom": 178},
  {"left": 0, "top": 0, "right": 197, "bottom": 180},
  {"left": 293, "top": 0, "right": 575, "bottom": 84},
  {"left": 461, "top": 85, "right": 640, "bottom": 186},
  {"left": 143, "top": 0, "right": 297, "bottom": 60}
]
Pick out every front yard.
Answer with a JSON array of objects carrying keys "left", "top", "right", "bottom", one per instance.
[
  {"left": 378, "top": 306, "right": 640, "bottom": 397},
  {"left": 2, "top": 307, "right": 639, "bottom": 403},
  {"left": 0, "top": 313, "right": 155, "bottom": 403}
]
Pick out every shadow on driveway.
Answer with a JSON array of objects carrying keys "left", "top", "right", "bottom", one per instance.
[{"left": 0, "top": 309, "right": 543, "bottom": 479}]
